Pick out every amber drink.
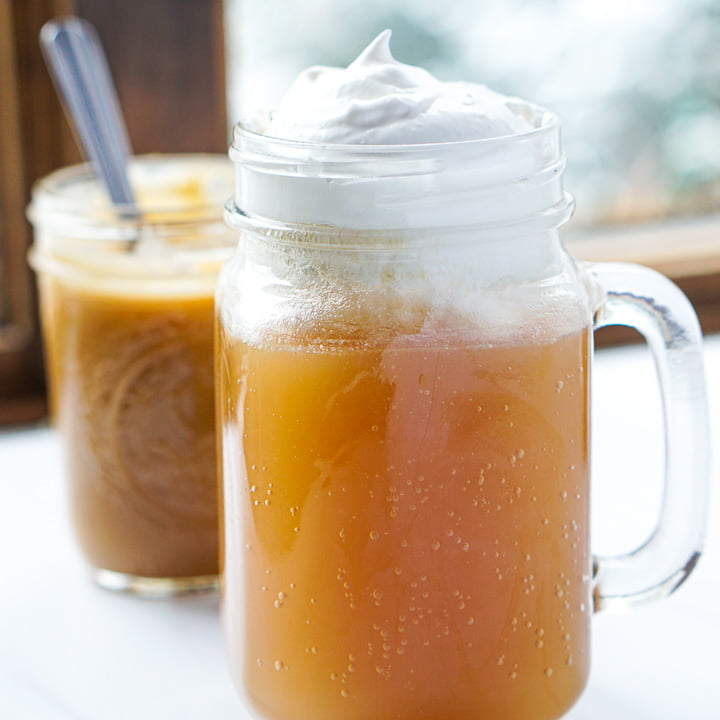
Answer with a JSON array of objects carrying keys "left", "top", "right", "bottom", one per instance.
[
  {"left": 218, "top": 313, "right": 591, "bottom": 720},
  {"left": 29, "top": 154, "right": 235, "bottom": 595}
]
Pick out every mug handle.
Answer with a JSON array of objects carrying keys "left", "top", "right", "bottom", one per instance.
[{"left": 588, "top": 262, "right": 711, "bottom": 612}]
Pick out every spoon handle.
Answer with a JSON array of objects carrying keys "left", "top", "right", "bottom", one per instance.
[{"left": 40, "top": 16, "right": 139, "bottom": 217}]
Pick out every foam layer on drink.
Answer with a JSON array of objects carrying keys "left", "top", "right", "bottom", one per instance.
[{"left": 225, "top": 32, "right": 590, "bottom": 352}]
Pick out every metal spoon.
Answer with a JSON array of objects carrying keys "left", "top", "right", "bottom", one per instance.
[{"left": 40, "top": 16, "right": 141, "bottom": 233}]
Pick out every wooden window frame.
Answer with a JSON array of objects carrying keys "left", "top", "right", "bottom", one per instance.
[
  {"left": 567, "top": 217, "right": 720, "bottom": 345},
  {"left": 0, "top": 0, "right": 226, "bottom": 426},
  {"left": 1, "top": 0, "right": 76, "bottom": 425}
]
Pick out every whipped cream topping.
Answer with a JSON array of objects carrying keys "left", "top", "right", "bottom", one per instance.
[
  {"left": 230, "top": 31, "right": 569, "bottom": 234},
  {"left": 264, "top": 31, "right": 534, "bottom": 145}
]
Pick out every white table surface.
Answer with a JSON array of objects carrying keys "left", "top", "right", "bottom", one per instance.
[{"left": 1, "top": 336, "right": 718, "bottom": 720}]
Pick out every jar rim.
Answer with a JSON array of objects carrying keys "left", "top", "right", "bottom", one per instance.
[
  {"left": 224, "top": 195, "right": 575, "bottom": 248},
  {"left": 228, "top": 106, "right": 572, "bottom": 233},
  {"left": 28, "top": 153, "right": 233, "bottom": 240}
]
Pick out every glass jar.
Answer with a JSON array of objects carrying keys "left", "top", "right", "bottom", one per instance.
[
  {"left": 29, "top": 154, "right": 235, "bottom": 596},
  {"left": 216, "top": 115, "right": 709, "bottom": 719}
]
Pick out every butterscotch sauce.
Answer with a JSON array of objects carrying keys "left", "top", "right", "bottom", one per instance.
[
  {"left": 42, "top": 279, "right": 218, "bottom": 578},
  {"left": 217, "top": 320, "right": 591, "bottom": 720},
  {"left": 31, "top": 155, "right": 234, "bottom": 584}
]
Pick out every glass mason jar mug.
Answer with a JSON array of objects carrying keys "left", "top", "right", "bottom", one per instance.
[
  {"left": 29, "top": 154, "right": 236, "bottom": 596},
  {"left": 217, "top": 114, "right": 710, "bottom": 720}
]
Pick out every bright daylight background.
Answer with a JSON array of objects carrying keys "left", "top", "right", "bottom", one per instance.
[{"left": 225, "top": 0, "right": 720, "bottom": 229}]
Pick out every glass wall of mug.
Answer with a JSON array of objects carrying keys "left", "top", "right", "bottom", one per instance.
[
  {"left": 216, "top": 120, "right": 709, "bottom": 720},
  {"left": 29, "top": 154, "right": 236, "bottom": 597}
]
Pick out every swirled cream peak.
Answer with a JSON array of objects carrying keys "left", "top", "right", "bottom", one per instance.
[
  {"left": 264, "top": 30, "right": 534, "bottom": 144},
  {"left": 231, "top": 32, "right": 566, "bottom": 234}
]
